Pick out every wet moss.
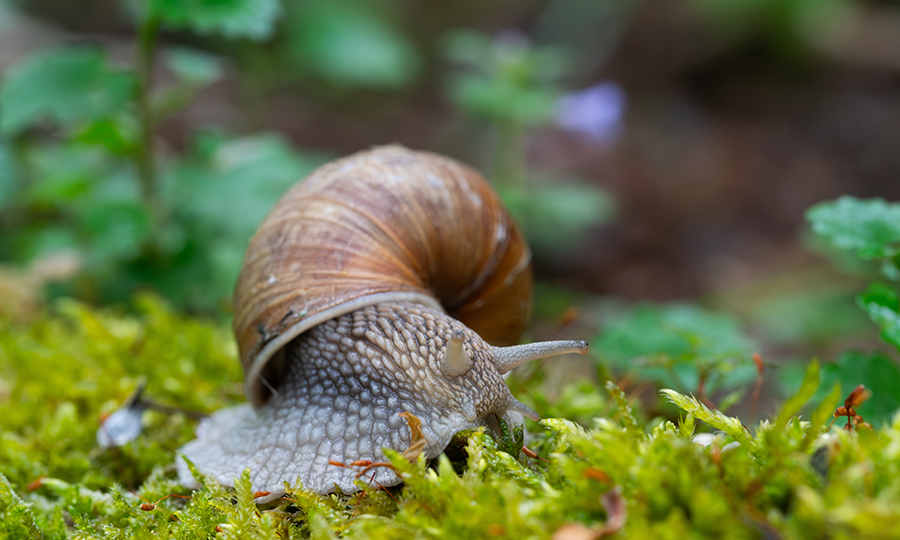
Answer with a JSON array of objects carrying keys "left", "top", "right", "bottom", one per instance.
[{"left": 2, "top": 297, "right": 900, "bottom": 538}]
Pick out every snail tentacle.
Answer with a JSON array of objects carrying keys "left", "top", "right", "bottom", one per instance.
[
  {"left": 492, "top": 340, "right": 589, "bottom": 375},
  {"left": 440, "top": 329, "right": 472, "bottom": 377},
  {"left": 178, "top": 147, "right": 589, "bottom": 497},
  {"left": 506, "top": 398, "right": 540, "bottom": 422}
]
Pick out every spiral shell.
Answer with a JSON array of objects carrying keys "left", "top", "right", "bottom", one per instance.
[{"left": 234, "top": 145, "right": 533, "bottom": 407}]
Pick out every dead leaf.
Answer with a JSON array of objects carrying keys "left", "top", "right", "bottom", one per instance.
[{"left": 399, "top": 411, "right": 427, "bottom": 463}]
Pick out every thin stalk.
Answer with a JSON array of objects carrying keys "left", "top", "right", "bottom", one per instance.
[
  {"left": 134, "top": 14, "right": 162, "bottom": 236},
  {"left": 664, "top": 363, "right": 691, "bottom": 395},
  {"left": 493, "top": 118, "right": 526, "bottom": 189},
  {"left": 493, "top": 118, "right": 532, "bottom": 233},
  {"left": 11, "top": 134, "right": 33, "bottom": 193}
]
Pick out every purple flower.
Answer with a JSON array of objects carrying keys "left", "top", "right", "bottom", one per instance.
[{"left": 556, "top": 82, "right": 627, "bottom": 145}]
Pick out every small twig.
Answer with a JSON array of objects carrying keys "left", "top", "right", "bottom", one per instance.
[
  {"left": 749, "top": 353, "right": 765, "bottom": 424},
  {"left": 137, "top": 493, "right": 192, "bottom": 511},
  {"left": 664, "top": 364, "right": 691, "bottom": 395},
  {"left": 133, "top": 13, "right": 163, "bottom": 236},
  {"left": 138, "top": 398, "right": 208, "bottom": 421},
  {"left": 696, "top": 370, "right": 719, "bottom": 410}
]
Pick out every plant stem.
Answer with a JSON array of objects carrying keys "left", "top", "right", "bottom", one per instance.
[
  {"left": 10, "top": 134, "right": 32, "bottom": 192},
  {"left": 493, "top": 118, "right": 531, "bottom": 232},
  {"left": 494, "top": 118, "right": 526, "bottom": 189},
  {"left": 134, "top": 14, "right": 162, "bottom": 235}
]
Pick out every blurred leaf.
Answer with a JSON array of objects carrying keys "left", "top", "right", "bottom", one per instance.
[
  {"left": 775, "top": 360, "right": 819, "bottom": 431},
  {"left": 163, "top": 48, "right": 224, "bottom": 86},
  {"left": 80, "top": 200, "right": 151, "bottom": 266},
  {"left": 13, "top": 142, "right": 145, "bottom": 273},
  {"left": 535, "top": 0, "right": 634, "bottom": 77},
  {"left": 171, "top": 133, "right": 321, "bottom": 242},
  {"left": 286, "top": 0, "right": 421, "bottom": 89},
  {"left": 857, "top": 283, "right": 900, "bottom": 352},
  {"left": 21, "top": 144, "right": 108, "bottom": 207},
  {"left": 74, "top": 118, "right": 138, "bottom": 155},
  {"left": 159, "top": 133, "right": 325, "bottom": 310},
  {"left": 597, "top": 303, "right": 756, "bottom": 394},
  {"left": 149, "top": 0, "right": 280, "bottom": 40},
  {"left": 152, "top": 49, "right": 225, "bottom": 121},
  {"left": 820, "top": 350, "right": 900, "bottom": 426},
  {"left": 525, "top": 380, "right": 608, "bottom": 427},
  {"left": 443, "top": 30, "right": 569, "bottom": 124},
  {"left": 0, "top": 142, "right": 16, "bottom": 207},
  {"left": 748, "top": 286, "right": 869, "bottom": 347},
  {"left": 502, "top": 181, "right": 615, "bottom": 252},
  {"left": 598, "top": 303, "right": 755, "bottom": 364},
  {"left": 0, "top": 47, "right": 135, "bottom": 135},
  {"left": 807, "top": 197, "right": 900, "bottom": 263},
  {"left": 8, "top": 226, "right": 80, "bottom": 265},
  {"left": 689, "top": 0, "right": 850, "bottom": 58},
  {"left": 450, "top": 77, "right": 558, "bottom": 125},
  {"left": 807, "top": 382, "right": 842, "bottom": 445}
]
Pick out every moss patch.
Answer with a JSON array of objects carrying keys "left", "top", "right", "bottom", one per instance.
[{"left": 2, "top": 298, "right": 900, "bottom": 538}]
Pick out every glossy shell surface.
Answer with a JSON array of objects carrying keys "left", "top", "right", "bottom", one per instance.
[{"left": 234, "top": 146, "right": 532, "bottom": 407}]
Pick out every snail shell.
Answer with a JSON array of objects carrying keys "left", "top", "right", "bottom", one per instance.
[
  {"left": 177, "top": 146, "right": 586, "bottom": 499},
  {"left": 235, "top": 145, "right": 534, "bottom": 408}
]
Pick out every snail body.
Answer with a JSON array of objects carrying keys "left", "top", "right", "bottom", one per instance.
[{"left": 177, "top": 147, "right": 586, "bottom": 499}]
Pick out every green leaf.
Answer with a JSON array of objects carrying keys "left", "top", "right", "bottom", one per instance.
[
  {"left": 74, "top": 117, "right": 138, "bottom": 155},
  {"left": 820, "top": 350, "right": 900, "bottom": 426},
  {"left": 857, "top": 282, "right": 900, "bottom": 351},
  {"left": 0, "top": 47, "right": 135, "bottom": 135},
  {"left": 286, "top": 0, "right": 422, "bottom": 89},
  {"left": 169, "top": 133, "right": 322, "bottom": 243},
  {"left": 80, "top": 199, "right": 152, "bottom": 265},
  {"left": 20, "top": 143, "right": 108, "bottom": 206},
  {"left": 0, "top": 142, "right": 16, "bottom": 207},
  {"left": 149, "top": 0, "right": 281, "bottom": 40},
  {"left": 442, "top": 29, "right": 569, "bottom": 124},
  {"left": 501, "top": 181, "right": 616, "bottom": 252},
  {"left": 775, "top": 360, "right": 819, "bottom": 431},
  {"left": 660, "top": 389, "right": 752, "bottom": 446},
  {"left": 749, "top": 286, "right": 870, "bottom": 346},
  {"left": 163, "top": 48, "right": 224, "bottom": 86},
  {"left": 806, "top": 196, "right": 900, "bottom": 261},
  {"left": 597, "top": 303, "right": 755, "bottom": 364},
  {"left": 160, "top": 133, "right": 325, "bottom": 309},
  {"left": 805, "top": 382, "right": 842, "bottom": 447}
]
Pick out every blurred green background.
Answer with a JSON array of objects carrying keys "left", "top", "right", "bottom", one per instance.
[{"left": 2, "top": 0, "right": 900, "bottom": 424}]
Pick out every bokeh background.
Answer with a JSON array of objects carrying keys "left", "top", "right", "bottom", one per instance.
[{"left": 2, "top": 0, "right": 900, "bottom": 423}]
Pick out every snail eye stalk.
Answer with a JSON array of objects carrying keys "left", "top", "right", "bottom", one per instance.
[
  {"left": 492, "top": 340, "right": 588, "bottom": 375},
  {"left": 440, "top": 329, "right": 473, "bottom": 377}
]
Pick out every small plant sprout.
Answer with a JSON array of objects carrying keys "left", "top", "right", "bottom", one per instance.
[
  {"left": 832, "top": 384, "right": 874, "bottom": 431},
  {"left": 749, "top": 352, "right": 765, "bottom": 423},
  {"left": 137, "top": 493, "right": 192, "bottom": 512}
]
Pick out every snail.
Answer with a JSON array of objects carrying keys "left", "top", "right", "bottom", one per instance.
[{"left": 176, "top": 146, "right": 587, "bottom": 500}]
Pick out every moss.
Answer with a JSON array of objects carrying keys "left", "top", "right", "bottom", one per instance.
[{"left": 2, "top": 298, "right": 900, "bottom": 538}]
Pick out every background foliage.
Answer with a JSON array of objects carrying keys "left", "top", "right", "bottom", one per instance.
[{"left": 2, "top": 0, "right": 900, "bottom": 537}]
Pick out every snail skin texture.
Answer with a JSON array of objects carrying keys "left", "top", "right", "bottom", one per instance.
[{"left": 176, "top": 146, "right": 587, "bottom": 501}]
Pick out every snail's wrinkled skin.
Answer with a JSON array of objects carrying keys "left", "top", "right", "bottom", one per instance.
[
  {"left": 176, "top": 147, "right": 591, "bottom": 501},
  {"left": 177, "top": 302, "right": 522, "bottom": 498}
]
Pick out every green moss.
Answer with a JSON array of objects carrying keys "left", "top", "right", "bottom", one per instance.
[{"left": 2, "top": 298, "right": 900, "bottom": 538}]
